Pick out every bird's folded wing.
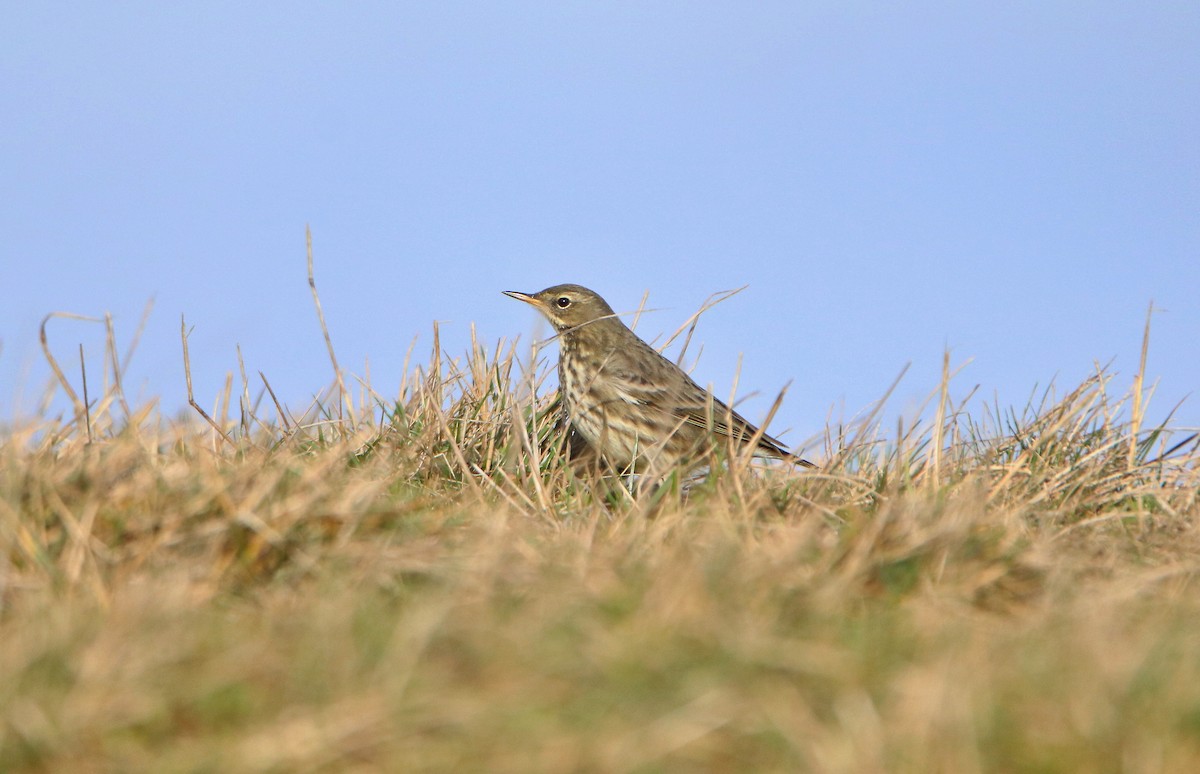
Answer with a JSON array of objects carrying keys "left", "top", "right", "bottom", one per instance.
[
  {"left": 603, "top": 351, "right": 814, "bottom": 467},
  {"left": 608, "top": 367, "right": 772, "bottom": 444}
]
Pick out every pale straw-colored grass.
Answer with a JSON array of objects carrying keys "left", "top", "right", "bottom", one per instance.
[{"left": 1, "top": 281, "right": 1197, "bottom": 772}]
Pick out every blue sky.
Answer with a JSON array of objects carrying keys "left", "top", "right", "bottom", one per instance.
[{"left": 3, "top": 3, "right": 1197, "bottom": 450}]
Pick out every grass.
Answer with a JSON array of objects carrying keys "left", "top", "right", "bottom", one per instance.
[{"left": 2, "top": 282, "right": 1198, "bottom": 772}]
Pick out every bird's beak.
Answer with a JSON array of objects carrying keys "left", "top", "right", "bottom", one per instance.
[{"left": 503, "top": 290, "right": 542, "bottom": 309}]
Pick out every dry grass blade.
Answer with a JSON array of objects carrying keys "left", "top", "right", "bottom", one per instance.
[
  {"left": 665, "top": 285, "right": 747, "bottom": 364},
  {"left": 180, "top": 315, "right": 235, "bottom": 449},
  {"left": 931, "top": 348, "right": 950, "bottom": 488},
  {"left": 39, "top": 311, "right": 103, "bottom": 425},
  {"left": 78, "top": 344, "right": 92, "bottom": 444},
  {"left": 260, "top": 370, "right": 292, "bottom": 431},
  {"left": 307, "top": 225, "right": 356, "bottom": 430},
  {"left": 1129, "top": 300, "right": 1154, "bottom": 468}
]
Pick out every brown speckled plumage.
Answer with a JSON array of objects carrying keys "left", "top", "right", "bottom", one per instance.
[{"left": 504, "top": 284, "right": 815, "bottom": 475}]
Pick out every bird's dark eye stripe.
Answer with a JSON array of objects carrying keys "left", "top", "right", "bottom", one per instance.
[{"left": 556, "top": 297, "right": 571, "bottom": 308}]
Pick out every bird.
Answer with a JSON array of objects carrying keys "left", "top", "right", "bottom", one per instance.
[{"left": 503, "top": 283, "right": 816, "bottom": 477}]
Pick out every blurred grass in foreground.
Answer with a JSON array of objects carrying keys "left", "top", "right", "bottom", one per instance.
[{"left": 1, "top": 289, "right": 1198, "bottom": 773}]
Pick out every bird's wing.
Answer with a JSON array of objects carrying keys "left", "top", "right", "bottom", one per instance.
[{"left": 601, "top": 349, "right": 796, "bottom": 459}]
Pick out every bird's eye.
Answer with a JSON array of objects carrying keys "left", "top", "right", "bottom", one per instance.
[{"left": 556, "top": 297, "right": 571, "bottom": 308}]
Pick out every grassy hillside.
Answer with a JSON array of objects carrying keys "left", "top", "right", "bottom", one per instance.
[{"left": 1, "top": 309, "right": 1198, "bottom": 773}]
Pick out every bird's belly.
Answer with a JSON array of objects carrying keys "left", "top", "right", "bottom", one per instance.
[{"left": 573, "top": 393, "right": 692, "bottom": 472}]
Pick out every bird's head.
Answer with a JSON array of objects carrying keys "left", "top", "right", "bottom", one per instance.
[{"left": 503, "top": 284, "right": 618, "bottom": 333}]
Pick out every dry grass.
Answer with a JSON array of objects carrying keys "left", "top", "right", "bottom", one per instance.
[{"left": 2, "top": 290, "right": 1198, "bottom": 773}]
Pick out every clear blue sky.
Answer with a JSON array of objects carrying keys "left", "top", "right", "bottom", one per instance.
[{"left": 3, "top": 4, "right": 1198, "bottom": 448}]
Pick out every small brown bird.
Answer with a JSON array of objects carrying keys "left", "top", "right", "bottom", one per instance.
[{"left": 504, "top": 284, "right": 816, "bottom": 476}]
